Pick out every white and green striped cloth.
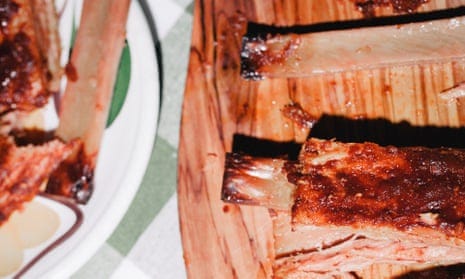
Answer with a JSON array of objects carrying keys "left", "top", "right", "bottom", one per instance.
[{"left": 73, "top": 0, "right": 192, "bottom": 277}]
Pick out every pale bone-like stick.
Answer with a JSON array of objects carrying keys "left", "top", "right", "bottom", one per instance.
[
  {"left": 47, "top": 0, "right": 131, "bottom": 203},
  {"left": 241, "top": 16, "right": 465, "bottom": 79}
]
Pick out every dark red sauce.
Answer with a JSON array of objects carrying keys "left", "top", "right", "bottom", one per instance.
[
  {"left": 288, "top": 141, "right": 465, "bottom": 236},
  {"left": 10, "top": 128, "right": 55, "bottom": 145},
  {"left": 282, "top": 103, "right": 319, "bottom": 130},
  {"left": 354, "top": 0, "right": 430, "bottom": 18},
  {"left": 0, "top": 32, "right": 48, "bottom": 110},
  {"left": 46, "top": 142, "right": 94, "bottom": 204},
  {"left": 0, "top": 0, "right": 19, "bottom": 35},
  {"left": 65, "top": 62, "right": 78, "bottom": 82},
  {"left": 241, "top": 35, "right": 300, "bottom": 80}
]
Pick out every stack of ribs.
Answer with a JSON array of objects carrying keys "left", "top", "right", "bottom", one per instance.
[
  {"left": 222, "top": 139, "right": 465, "bottom": 277},
  {"left": 230, "top": 0, "right": 465, "bottom": 276}
]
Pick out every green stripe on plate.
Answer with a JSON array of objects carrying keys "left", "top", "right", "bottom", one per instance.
[
  {"left": 107, "top": 136, "right": 177, "bottom": 255},
  {"left": 72, "top": 243, "right": 124, "bottom": 278}
]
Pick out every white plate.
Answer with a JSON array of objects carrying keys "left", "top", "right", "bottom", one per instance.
[{"left": 9, "top": 1, "right": 160, "bottom": 278}]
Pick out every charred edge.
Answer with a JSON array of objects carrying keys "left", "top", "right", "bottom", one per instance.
[
  {"left": 221, "top": 186, "right": 255, "bottom": 205},
  {"left": 282, "top": 103, "right": 319, "bottom": 130},
  {"left": 240, "top": 36, "right": 264, "bottom": 80},
  {"left": 46, "top": 143, "right": 94, "bottom": 204},
  {"left": 222, "top": 152, "right": 297, "bottom": 209},
  {"left": 394, "top": 263, "right": 465, "bottom": 278},
  {"left": 221, "top": 153, "right": 257, "bottom": 204}
]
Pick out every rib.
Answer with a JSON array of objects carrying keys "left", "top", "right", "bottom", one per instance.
[
  {"left": 241, "top": 15, "right": 465, "bottom": 79},
  {"left": 46, "top": 0, "right": 131, "bottom": 203},
  {"left": 222, "top": 138, "right": 465, "bottom": 276},
  {"left": 0, "top": 136, "right": 76, "bottom": 226}
]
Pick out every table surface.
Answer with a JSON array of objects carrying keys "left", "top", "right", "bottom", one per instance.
[{"left": 73, "top": 0, "right": 191, "bottom": 278}]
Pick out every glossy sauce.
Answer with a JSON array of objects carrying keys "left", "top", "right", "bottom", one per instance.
[
  {"left": 46, "top": 142, "right": 94, "bottom": 204},
  {"left": 289, "top": 140, "right": 465, "bottom": 237},
  {"left": 354, "top": 0, "right": 430, "bottom": 17},
  {"left": 0, "top": 0, "right": 19, "bottom": 35},
  {"left": 0, "top": 0, "right": 52, "bottom": 112}
]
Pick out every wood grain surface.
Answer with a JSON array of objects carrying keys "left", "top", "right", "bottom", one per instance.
[{"left": 178, "top": 1, "right": 465, "bottom": 278}]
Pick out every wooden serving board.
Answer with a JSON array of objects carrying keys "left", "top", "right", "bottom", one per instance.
[{"left": 178, "top": 1, "right": 465, "bottom": 278}]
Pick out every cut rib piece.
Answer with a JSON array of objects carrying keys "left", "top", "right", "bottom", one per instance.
[
  {"left": 47, "top": 0, "right": 131, "bottom": 203},
  {"left": 271, "top": 211, "right": 465, "bottom": 278},
  {"left": 222, "top": 138, "right": 465, "bottom": 276},
  {"left": 0, "top": 136, "right": 76, "bottom": 226},
  {"left": 241, "top": 15, "right": 465, "bottom": 79}
]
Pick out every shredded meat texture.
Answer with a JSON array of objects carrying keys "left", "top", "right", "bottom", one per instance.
[
  {"left": 0, "top": 136, "right": 75, "bottom": 225},
  {"left": 273, "top": 210, "right": 465, "bottom": 278},
  {"left": 0, "top": 0, "right": 59, "bottom": 113},
  {"left": 222, "top": 138, "right": 465, "bottom": 277}
]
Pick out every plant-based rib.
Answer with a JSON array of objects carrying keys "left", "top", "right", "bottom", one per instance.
[
  {"left": 241, "top": 16, "right": 465, "bottom": 79},
  {"left": 46, "top": 0, "right": 131, "bottom": 203},
  {"left": 0, "top": 136, "right": 76, "bottom": 226},
  {"left": 222, "top": 138, "right": 465, "bottom": 276}
]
